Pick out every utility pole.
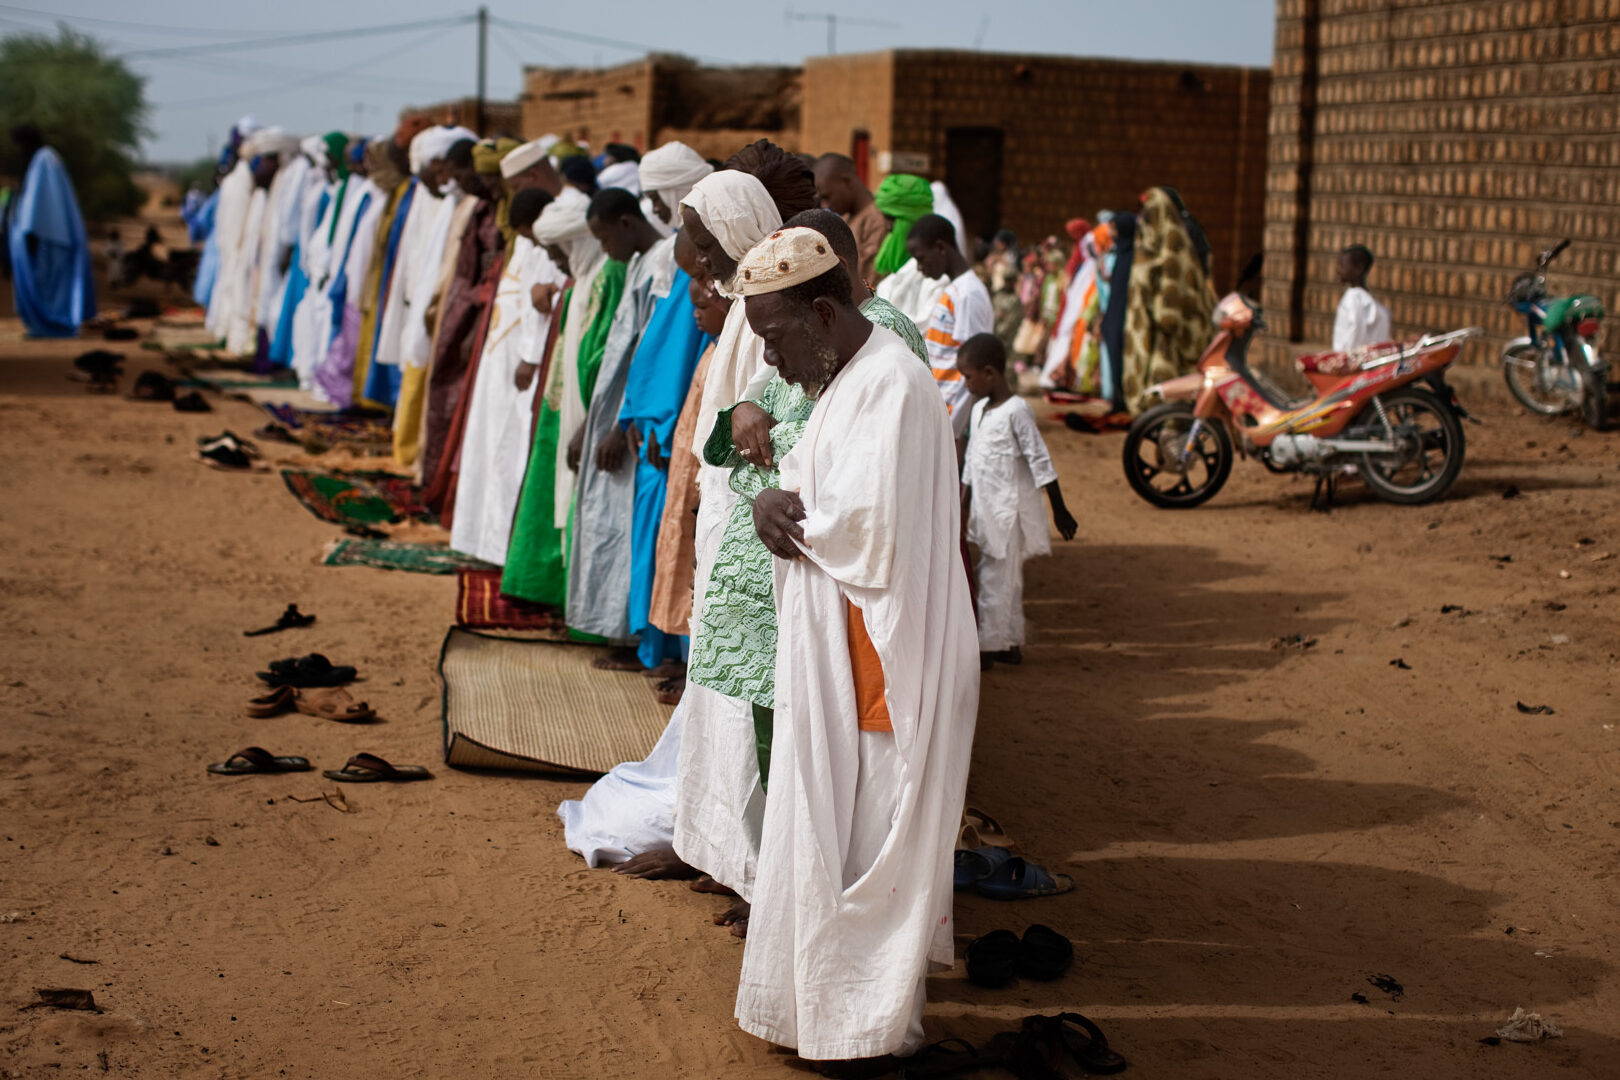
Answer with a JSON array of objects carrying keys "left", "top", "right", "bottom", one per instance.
[{"left": 475, "top": 5, "right": 488, "bottom": 134}]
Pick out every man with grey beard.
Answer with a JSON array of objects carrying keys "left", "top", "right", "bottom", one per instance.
[{"left": 731, "top": 227, "right": 979, "bottom": 1069}]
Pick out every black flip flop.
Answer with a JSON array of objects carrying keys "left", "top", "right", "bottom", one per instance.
[
  {"left": 965, "top": 929, "right": 1021, "bottom": 988},
  {"left": 257, "top": 653, "right": 356, "bottom": 688},
  {"left": 322, "top": 752, "right": 431, "bottom": 783},
  {"left": 243, "top": 604, "right": 316, "bottom": 637},
  {"left": 207, "top": 746, "right": 312, "bottom": 775},
  {"left": 897, "top": 1033, "right": 1019, "bottom": 1078},
  {"left": 172, "top": 390, "right": 213, "bottom": 413},
  {"left": 1049, "top": 1013, "right": 1127, "bottom": 1075},
  {"left": 127, "top": 370, "right": 176, "bottom": 401},
  {"left": 1019, "top": 924, "right": 1074, "bottom": 981}
]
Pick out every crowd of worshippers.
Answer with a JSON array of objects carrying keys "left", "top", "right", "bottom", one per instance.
[{"left": 184, "top": 116, "right": 1096, "bottom": 1070}]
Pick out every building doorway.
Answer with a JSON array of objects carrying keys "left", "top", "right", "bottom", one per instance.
[
  {"left": 945, "top": 127, "right": 1004, "bottom": 245},
  {"left": 851, "top": 129, "right": 871, "bottom": 187}
]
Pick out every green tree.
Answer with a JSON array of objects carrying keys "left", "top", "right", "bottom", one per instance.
[{"left": 0, "top": 26, "right": 148, "bottom": 222}]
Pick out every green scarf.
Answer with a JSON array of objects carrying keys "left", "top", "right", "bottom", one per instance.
[{"left": 872, "top": 173, "right": 933, "bottom": 277}]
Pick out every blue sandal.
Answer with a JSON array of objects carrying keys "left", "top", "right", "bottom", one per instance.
[
  {"left": 954, "top": 845, "right": 1014, "bottom": 891},
  {"left": 975, "top": 856, "right": 1075, "bottom": 900}
]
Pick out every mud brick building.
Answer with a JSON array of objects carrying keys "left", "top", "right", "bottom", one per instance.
[
  {"left": 804, "top": 50, "right": 1270, "bottom": 291},
  {"left": 1264, "top": 0, "right": 1620, "bottom": 362},
  {"left": 519, "top": 55, "right": 801, "bottom": 163},
  {"left": 399, "top": 97, "right": 522, "bottom": 138}
]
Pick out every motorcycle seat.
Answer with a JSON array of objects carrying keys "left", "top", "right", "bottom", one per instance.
[
  {"left": 1295, "top": 341, "right": 1402, "bottom": 375},
  {"left": 1542, "top": 295, "right": 1604, "bottom": 332}
]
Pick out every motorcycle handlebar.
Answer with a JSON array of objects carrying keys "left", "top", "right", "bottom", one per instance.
[{"left": 1539, "top": 238, "right": 1571, "bottom": 266}]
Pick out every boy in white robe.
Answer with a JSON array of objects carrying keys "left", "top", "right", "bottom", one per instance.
[
  {"left": 1333, "top": 243, "right": 1392, "bottom": 352},
  {"left": 957, "top": 333, "right": 1078, "bottom": 667},
  {"left": 737, "top": 228, "right": 979, "bottom": 1063}
]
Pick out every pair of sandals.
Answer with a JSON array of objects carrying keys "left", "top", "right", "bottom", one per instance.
[
  {"left": 900, "top": 1014, "right": 1126, "bottom": 1077},
  {"left": 246, "top": 683, "right": 375, "bottom": 723},
  {"left": 955, "top": 810, "right": 1074, "bottom": 900},
  {"left": 194, "top": 431, "right": 264, "bottom": 471},
  {"left": 207, "top": 748, "right": 431, "bottom": 782},
  {"left": 965, "top": 924, "right": 1072, "bottom": 988},
  {"left": 256, "top": 653, "right": 356, "bottom": 689}
]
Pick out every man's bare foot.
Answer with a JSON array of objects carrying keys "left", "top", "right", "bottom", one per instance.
[
  {"left": 611, "top": 847, "right": 697, "bottom": 879},
  {"left": 592, "top": 647, "right": 645, "bottom": 671},
  {"left": 713, "top": 899, "right": 750, "bottom": 929},
  {"left": 689, "top": 875, "right": 738, "bottom": 896},
  {"left": 642, "top": 659, "right": 686, "bottom": 679},
  {"left": 729, "top": 913, "right": 749, "bottom": 939},
  {"left": 654, "top": 676, "right": 684, "bottom": 705}
]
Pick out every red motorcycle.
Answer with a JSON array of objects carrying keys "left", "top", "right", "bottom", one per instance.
[{"left": 1122, "top": 293, "right": 1478, "bottom": 509}]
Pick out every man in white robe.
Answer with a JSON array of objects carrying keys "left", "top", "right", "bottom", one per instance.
[
  {"left": 204, "top": 154, "right": 254, "bottom": 340},
  {"left": 733, "top": 228, "right": 979, "bottom": 1062},
  {"left": 449, "top": 186, "right": 566, "bottom": 565},
  {"left": 667, "top": 171, "right": 784, "bottom": 905}
]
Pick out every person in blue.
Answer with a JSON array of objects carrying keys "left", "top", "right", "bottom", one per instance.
[{"left": 7, "top": 124, "right": 95, "bottom": 337}]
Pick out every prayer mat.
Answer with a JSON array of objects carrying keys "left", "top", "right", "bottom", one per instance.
[
  {"left": 234, "top": 385, "right": 340, "bottom": 412},
  {"left": 321, "top": 538, "right": 493, "bottom": 575},
  {"left": 438, "top": 627, "right": 671, "bottom": 775},
  {"left": 262, "top": 404, "right": 393, "bottom": 452},
  {"left": 456, "top": 569, "right": 567, "bottom": 633},
  {"left": 282, "top": 468, "right": 430, "bottom": 527},
  {"left": 190, "top": 367, "right": 299, "bottom": 391}
]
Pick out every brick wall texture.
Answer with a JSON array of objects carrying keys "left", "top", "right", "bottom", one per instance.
[{"left": 1264, "top": 0, "right": 1620, "bottom": 364}]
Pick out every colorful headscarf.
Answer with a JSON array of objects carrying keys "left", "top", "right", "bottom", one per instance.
[
  {"left": 322, "top": 132, "right": 351, "bottom": 179},
  {"left": 872, "top": 173, "right": 933, "bottom": 277},
  {"left": 1065, "top": 217, "right": 1091, "bottom": 276}
]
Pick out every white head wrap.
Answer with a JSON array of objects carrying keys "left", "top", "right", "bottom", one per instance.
[
  {"left": 638, "top": 141, "right": 712, "bottom": 219},
  {"left": 233, "top": 115, "right": 262, "bottom": 140},
  {"left": 301, "top": 135, "right": 327, "bottom": 170},
  {"left": 680, "top": 170, "right": 783, "bottom": 295},
  {"left": 243, "top": 127, "right": 302, "bottom": 159},
  {"left": 597, "top": 160, "right": 641, "bottom": 196},
  {"left": 408, "top": 125, "right": 478, "bottom": 176},
  {"left": 500, "top": 138, "right": 552, "bottom": 179},
  {"left": 736, "top": 227, "right": 840, "bottom": 297},
  {"left": 533, "top": 187, "right": 602, "bottom": 278}
]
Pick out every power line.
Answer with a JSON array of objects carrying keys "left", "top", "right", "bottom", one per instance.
[
  {"left": 120, "top": 15, "right": 475, "bottom": 61},
  {"left": 489, "top": 14, "right": 735, "bottom": 65},
  {"left": 0, "top": 2, "right": 268, "bottom": 38}
]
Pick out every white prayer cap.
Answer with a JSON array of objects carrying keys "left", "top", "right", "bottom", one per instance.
[
  {"left": 681, "top": 170, "right": 782, "bottom": 262},
  {"left": 597, "top": 160, "right": 641, "bottom": 196},
  {"left": 736, "top": 227, "right": 840, "bottom": 297},
  {"left": 500, "top": 139, "right": 550, "bottom": 179},
  {"left": 538, "top": 134, "right": 560, "bottom": 155}
]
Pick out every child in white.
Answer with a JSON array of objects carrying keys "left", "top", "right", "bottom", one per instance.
[
  {"left": 1333, "top": 243, "right": 1392, "bottom": 352},
  {"left": 957, "top": 334, "right": 1077, "bottom": 667}
]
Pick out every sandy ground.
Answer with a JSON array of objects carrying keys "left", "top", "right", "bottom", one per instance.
[{"left": 3, "top": 319, "right": 1620, "bottom": 1079}]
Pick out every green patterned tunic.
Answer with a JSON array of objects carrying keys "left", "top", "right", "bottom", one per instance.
[{"left": 685, "top": 297, "right": 927, "bottom": 708}]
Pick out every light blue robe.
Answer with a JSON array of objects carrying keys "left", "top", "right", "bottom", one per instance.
[{"left": 10, "top": 148, "right": 95, "bottom": 337}]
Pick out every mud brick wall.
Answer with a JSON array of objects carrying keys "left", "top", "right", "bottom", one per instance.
[
  {"left": 521, "top": 60, "right": 656, "bottom": 150},
  {"left": 1263, "top": 0, "right": 1620, "bottom": 365}
]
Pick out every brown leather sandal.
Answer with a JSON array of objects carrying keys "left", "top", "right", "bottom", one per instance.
[
  {"left": 322, "top": 752, "right": 430, "bottom": 783},
  {"left": 244, "top": 684, "right": 295, "bottom": 718},
  {"left": 294, "top": 687, "right": 376, "bottom": 723}
]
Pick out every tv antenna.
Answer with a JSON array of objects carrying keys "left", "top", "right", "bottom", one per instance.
[{"left": 784, "top": 7, "right": 899, "bottom": 54}]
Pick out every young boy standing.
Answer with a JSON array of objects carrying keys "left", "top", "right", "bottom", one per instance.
[
  {"left": 1332, "top": 244, "right": 1392, "bottom": 352},
  {"left": 909, "top": 213, "right": 994, "bottom": 439},
  {"left": 957, "top": 333, "right": 1077, "bottom": 669}
]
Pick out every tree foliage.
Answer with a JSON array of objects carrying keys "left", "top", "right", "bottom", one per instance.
[{"left": 0, "top": 26, "right": 149, "bottom": 222}]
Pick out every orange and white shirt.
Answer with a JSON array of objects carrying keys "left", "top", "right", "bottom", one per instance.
[{"left": 925, "top": 269, "right": 994, "bottom": 437}]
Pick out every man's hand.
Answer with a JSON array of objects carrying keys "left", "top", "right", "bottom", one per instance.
[
  {"left": 530, "top": 282, "right": 556, "bottom": 315},
  {"left": 645, "top": 428, "right": 665, "bottom": 471},
  {"left": 625, "top": 421, "right": 643, "bottom": 462},
  {"left": 730, "top": 401, "right": 777, "bottom": 469},
  {"left": 514, "top": 362, "right": 538, "bottom": 391},
  {"left": 595, "top": 427, "right": 628, "bottom": 472},
  {"left": 1053, "top": 505, "right": 1078, "bottom": 541},
  {"left": 566, "top": 426, "right": 586, "bottom": 472},
  {"left": 752, "top": 488, "right": 806, "bottom": 560}
]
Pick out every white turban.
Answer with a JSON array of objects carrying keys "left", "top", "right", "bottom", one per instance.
[
  {"left": 532, "top": 187, "right": 602, "bottom": 276},
  {"left": 301, "top": 135, "right": 327, "bottom": 169},
  {"left": 243, "top": 127, "right": 301, "bottom": 159},
  {"left": 408, "top": 125, "right": 478, "bottom": 175},
  {"left": 233, "top": 115, "right": 262, "bottom": 140},
  {"left": 681, "top": 170, "right": 783, "bottom": 294},
  {"left": 597, "top": 160, "right": 641, "bottom": 196},
  {"left": 638, "top": 141, "right": 711, "bottom": 218}
]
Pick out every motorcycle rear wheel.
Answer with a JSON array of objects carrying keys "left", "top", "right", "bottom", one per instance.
[
  {"left": 1579, "top": 347, "right": 1612, "bottom": 431},
  {"left": 1359, "top": 388, "right": 1466, "bottom": 505},
  {"left": 1121, "top": 403, "right": 1233, "bottom": 509},
  {"left": 1502, "top": 342, "right": 1577, "bottom": 416}
]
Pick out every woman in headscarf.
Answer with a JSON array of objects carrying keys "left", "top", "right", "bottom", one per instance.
[
  {"left": 1040, "top": 218, "right": 1092, "bottom": 391},
  {"left": 871, "top": 173, "right": 932, "bottom": 282},
  {"left": 1121, "top": 186, "right": 1216, "bottom": 415},
  {"left": 501, "top": 189, "right": 612, "bottom": 608}
]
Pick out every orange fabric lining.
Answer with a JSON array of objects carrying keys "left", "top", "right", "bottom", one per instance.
[{"left": 847, "top": 599, "right": 892, "bottom": 733}]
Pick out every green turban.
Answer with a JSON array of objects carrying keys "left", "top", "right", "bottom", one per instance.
[
  {"left": 322, "top": 132, "right": 350, "bottom": 179},
  {"left": 548, "top": 140, "right": 585, "bottom": 160},
  {"left": 872, "top": 173, "right": 933, "bottom": 277},
  {"left": 473, "top": 137, "right": 521, "bottom": 176}
]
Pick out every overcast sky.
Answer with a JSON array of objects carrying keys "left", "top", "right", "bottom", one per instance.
[{"left": 6, "top": 0, "right": 1276, "bottom": 163}]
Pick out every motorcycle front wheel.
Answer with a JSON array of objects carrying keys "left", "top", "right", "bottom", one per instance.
[
  {"left": 1359, "top": 388, "right": 1466, "bottom": 505},
  {"left": 1502, "top": 342, "right": 1577, "bottom": 416},
  {"left": 1122, "top": 403, "right": 1233, "bottom": 509}
]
